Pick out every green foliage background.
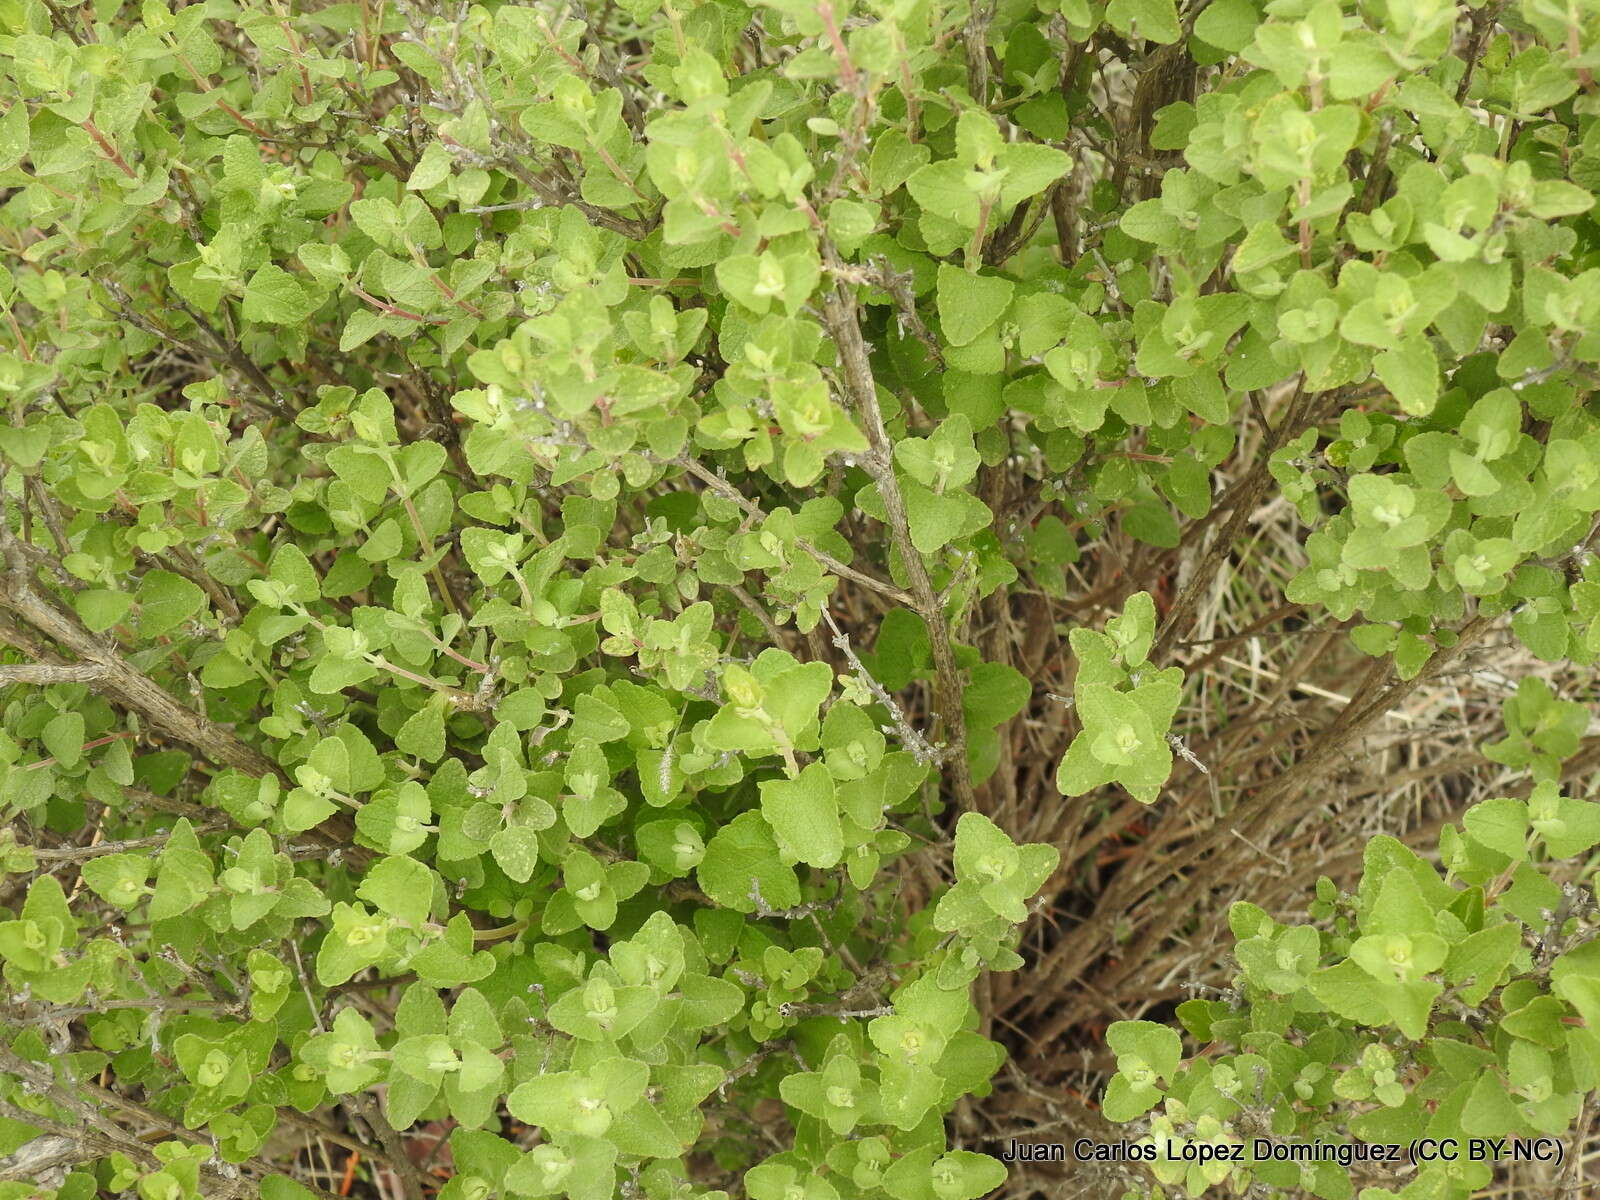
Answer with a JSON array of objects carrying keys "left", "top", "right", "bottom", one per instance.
[{"left": 2, "top": 0, "right": 1600, "bottom": 1197}]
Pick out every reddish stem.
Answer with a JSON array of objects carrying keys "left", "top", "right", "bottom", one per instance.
[
  {"left": 816, "top": 0, "right": 859, "bottom": 91},
  {"left": 81, "top": 117, "right": 137, "bottom": 179},
  {"left": 348, "top": 282, "right": 446, "bottom": 324}
]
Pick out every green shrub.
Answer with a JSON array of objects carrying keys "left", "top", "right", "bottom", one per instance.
[{"left": 1, "top": 0, "right": 1599, "bottom": 1197}]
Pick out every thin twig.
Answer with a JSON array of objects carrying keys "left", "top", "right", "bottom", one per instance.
[
  {"left": 821, "top": 606, "right": 943, "bottom": 765},
  {"left": 820, "top": 272, "right": 977, "bottom": 812}
]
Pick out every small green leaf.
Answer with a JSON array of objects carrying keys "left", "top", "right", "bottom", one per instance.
[
  {"left": 137, "top": 570, "right": 205, "bottom": 637},
  {"left": 760, "top": 763, "right": 844, "bottom": 869},
  {"left": 1106, "top": 0, "right": 1180, "bottom": 43},
  {"left": 242, "top": 264, "right": 314, "bottom": 325},
  {"left": 42, "top": 711, "right": 85, "bottom": 768},
  {"left": 1374, "top": 338, "right": 1440, "bottom": 415},
  {"left": 698, "top": 812, "right": 801, "bottom": 914},
  {"left": 935, "top": 264, "right": 1015, "bottom": 347}
]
